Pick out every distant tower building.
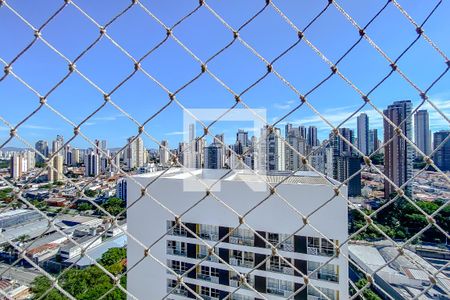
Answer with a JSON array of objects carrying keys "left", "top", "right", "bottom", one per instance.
[
  {"left": 357, "top": 113, "right": 369, "bottom": 155},
  {"left": 235, "top": 129, "right": 249, "bottom": 155},
  {"left": 414, "top": 110, "right": 431, "bottom": 157},
  {"left": 368, "top": 129, "right": 379, "bottom": 154},
  {"left": 125, "top": 136, "right": 145, "bottom": 170},
  {"left": 285, "top": 126, "right": 306, "bottom": 171},
  {"left": 335, "top": 156, "right": 361, "bottom": 197},
  {"left": 48, "top": 155, "right": 64, "bottom": 182},
  {"left": 204, "top": 143, "right": 224, "bottom": 169},
  {"left": 24, "top": 151, "right": 35, "bottom": 170},
  {"left": 116, "top": 178, "right": 127, "bottom": 202},
  {"left": 35, "top": 140, "right": 48, "bottom": 164},
  {"left": 64, "top": 145, "right": 73, "bottom": 166},
  {"left": 308, "top": 146, "right": 325, "bottom": 174},
  {"left": 298, "top": 125, "right": 307, "bottom": 140},
  {"left": 339, "top": 128, "right": 354, "bottom": 156},
  {"left": 52, "top": 135, "right": 64, "bottom": 156},
  {"left": 194, "top": 137, "right": 205, "bottom": 169},
  {"left": 307, "top": 126, "right": 319, "bottom": 148},
  {"left": 433, "top": 130, "right": 450, "bottom": 171},
  {"left": 383, "top": 100, "right": 413, "bottom": 197},
  {"left": 261, "top": 126, "right": 285, "bottom": 172},
  {"left": 84, "top": 151, "right": 100, "bottom": 177},
  {"left": 10, "top": 153, "right": 23, "bottom": 179},
  {"left": 159, "top": 140, "right": 171, "bottom": 167},
  {"left": 72, "top": 148, "right": 80, "bottom": 165}
]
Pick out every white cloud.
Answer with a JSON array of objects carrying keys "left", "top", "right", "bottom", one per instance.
[
  {"left": 273, "top": 100, "right": 296, "bottom": 110},
  {"left": 165, "top": 131, "right": 186, "bottom": 136},
  {"left": 21, "top": 124, "right": 56, "bottom": 130}
]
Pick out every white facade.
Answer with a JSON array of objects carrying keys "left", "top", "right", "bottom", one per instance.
[
  {"left": 128, "top": 169, "right": 348, "bottom": 300},
  {"left": 160, "top": 140, "right": 171, "bottom": 167}
]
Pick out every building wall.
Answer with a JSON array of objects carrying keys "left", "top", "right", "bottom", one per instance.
[{"left": 127, "top": 171, "right": 348, "bottom": 299}]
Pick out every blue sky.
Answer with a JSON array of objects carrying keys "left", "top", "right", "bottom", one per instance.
[{"left": 0, "top": 0, "right": 449, "bottom": 149}]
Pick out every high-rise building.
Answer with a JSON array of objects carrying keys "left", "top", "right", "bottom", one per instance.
[
  {"left": 125, "top": 136, "right": 145, "bottom": 170},
  {"left": 195, "top": 137, "right": 205, "bottom": 169},
  {"left": 357, "top": 113, "right": 369, "bottom": 155},
  {"left": 298, "top": 125, "right": 307, "bottom": 140},
  {"left": 335, "top": 156, "right": 361, "bottom": 197},
  {"left": 383, "top": 100, "right": 413, "bottom": 197},
  {"left": 127, "top": 169, "right": 349, "bottom": 299},
  {"left": 159, "top": 140, "right": 171, "bottom": 167},
  {"left": 64, "top": 145, "right": 73, "bottom": 166},
  {"left": 261, "top": 126, "right": 285, "bottom": 172},
  {"left": 204, "top": 143, "right": 224, "bottom": 169},
  {"left": 10, "top": 153, "right": 24, "bottom": 179},
  {"left": 84, "top": 150, "right": 100, "bottom": 177},
  {"left": 24, "top": 150, "right": 35, "bottom": 170},
  {"left": 235, "top": 129, "right": 250, "bottom": 155},
  {"left": 368, "top": 129, "right": 379, "bottom": 154},
  {"left": 414, "top": 110, "right": 431, "bottom": 157},
  {"left": 433, "top": 130, "right": 450, "bottom": 171},
  {"left": 308, "top": 146, "right": 325, "bottom": 174},
  {"left": 52, "top": 135, "right": 64, "bottom": 156},
  {"left": 72, "top": 148, "right": 80, "bottom": 165},
  {"left": 35, "top": 140, "right": 48, "bottom": 164},
  {"left": 285, "top": 126, "right": 306, "bottom": 171},
  {"left": 48, "top": 155, "right": 64, "bottom": 182},
  {"left": 116, "top": 178, "right": 127, "bottom": 202},
  {"left": 307, "top": 126, "right": 319, "bottom": 148}
]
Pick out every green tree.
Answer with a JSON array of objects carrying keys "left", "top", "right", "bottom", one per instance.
[
  {"left": 78, "top": 203, "right": 93, "bottom": 212},
  {"left": 31, "top": 248, "right": 127, "bottom": 299},
  {"left": 84, "top": 189, "right": 98, "bottom": 198},
  {"left": 102, "top": 198, "right": 124, "bottom": 216},
  {"left": 354, "top": 279, "right": 382, "bottom": 300}
]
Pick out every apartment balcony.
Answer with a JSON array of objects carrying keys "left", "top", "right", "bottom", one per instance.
[
  {"left": 197, "top": 252, "right": 220, "bottom": 263},
  {"left": 266, "top": 288, "right": 292, "bottom": 297},
  {"left": 308, "top": 270, "right": 339, "bottom": 282},
  {"left": 268, "top": 265, "right": 295, "bottom": 276},
  {"left": 198, "top": 232, "right": 219, "bottom": 241},
  {"left": 197, "top": 274, "right": 220, "bottom": 284},
  {"left": 229, "top": 236, "right": 254, "bottom": 247},
  {"left": 307, "top": 247, "right": 335, "bottom": 257},
  {"left": 229, "top": 257, "right": 254, "bottom": 269},
  {"left": 200, "top": 295, "right": 219, "bottom": 300},
  {"left": 166, "top": 286, "right": 188, "bottom": 297},
  {"left": 167, "top": 248, "right": 187, "bottom": 257}
]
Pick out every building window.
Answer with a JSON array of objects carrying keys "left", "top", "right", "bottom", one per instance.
[
  {"left": 167, "top": 240, "right": 186, "bottom": 256},
  {"left": 308, "top": 286, "right": 337, "bottom": 300},
  {"left": 307, "top": 261, "right": 338, "bottom": 282},
  {"left": 267, "top": 232, "right": 279, "bottom": 246},
  {"left": 279, "top": 234, "right": 294, "bottom": 252},
  {"left": 197, "top": 245, "right": 219, "bottom": 263},
  {"left": 166, "top": 279, "right": 188, "bottom": 297},
  {"left": 229, "top": 228, "right": 254, "bottom": 246},
  {"left": 166, "top": 220, "right": 187, "bottom": 237},
  {"left": 167, "top": 260, "right": 188, "bottom": 275},
  {"left": 266, "top": 278, "right": 294, "bottom": 297},
  {"left": 321, "top": 238, "right": 335, "bottom": 256},
  {"left": 197, "top": 265, "right": 220, "bottom": 283},
  {"left": 198, "top": 224, "right": 219, "bottom": 241},
  {"left": 200, "top": 286, "right": 220, "bottom": 299},
  {"left": 230, "top": 250, "right": 254, "bottom": 268},
  {"left": 229, "top": 272, "right": 253, "bottom": 289},
  {"left": 307, "top": 237, "right": 335, "bottom": 257},
  {"left": 268, "top": 256, "right": 294, "bottom": 275}
]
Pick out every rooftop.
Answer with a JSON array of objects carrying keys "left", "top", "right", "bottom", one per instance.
[{"left": 133, "top": 169, "right": 339, "bottom": 186}]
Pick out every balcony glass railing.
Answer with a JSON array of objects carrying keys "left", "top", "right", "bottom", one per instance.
[{"left": 167, "top": 248, "right": 186, "bottom": 256}]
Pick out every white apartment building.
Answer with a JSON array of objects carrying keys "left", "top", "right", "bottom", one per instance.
[{"left": 128, "top": 169, "right": 348, "bottom": 300}]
